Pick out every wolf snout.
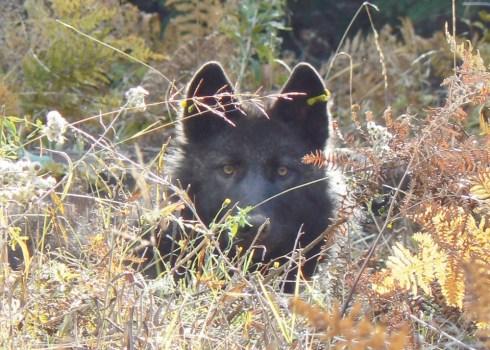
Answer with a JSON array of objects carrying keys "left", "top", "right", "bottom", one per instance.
[{"left": 241, "top": 214, "right": 270, "bottom": 240}]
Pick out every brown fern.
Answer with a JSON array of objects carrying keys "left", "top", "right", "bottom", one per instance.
[
  {"left": 464, "top": 259, "right": 490, "bottom": 346},
  {"left": 165, "top": 0, "right": 226, "bottom": 47},
  {"left": 289, "top": 298, "right": 411, "bottom": 349},
  {"left": 471, "top": 170, "right": 490, "bottom": 201},
  {"left": 302, "top": 149, "right": 352, "bottom": 171}
]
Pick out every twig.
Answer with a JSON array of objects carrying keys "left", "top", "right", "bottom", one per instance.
[
  {"left": 409, "top": 314, "right": 478, "bottom": 350},
  {"left": 340, "top": 159, "right": 413, "bottom": 316},
  {"left": 261, "top": 218, "right": 347, "bottom": 285}
]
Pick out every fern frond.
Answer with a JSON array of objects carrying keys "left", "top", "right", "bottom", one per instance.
[
  {"left": 471, "top": 171, "right": 490, "bottom": 201},
  {"left": 377, "top": 204, "right": 490, "bottom": 309},
  {"left": 302, "top": 150, "right": 326, "bottom": 168},
  {"left": 302, "top": 150, "right": 351, "bottom": 171},
  {"left": 464, "top": 259, "right": 490, "bottom": 345},
  {"left": 430, "top": 208, "right": 490, "bottom": 308},
  {"left": 289, "top": 298, "right": 410, "bottom": 349},
  {"left": 373, "top": 234, "right": 445, "bottom": 297},
  {"left": 438, "top": 255, "right": 465, "bottom": 308},
  {"left": 445, "top": 26, "right": 486, "bottom": 73},
  {"left": 166, "top": 0, "right": 224, "bottom": 44},
  {"left": 387, "top": 242, "right": 432, "bottom": 295}
]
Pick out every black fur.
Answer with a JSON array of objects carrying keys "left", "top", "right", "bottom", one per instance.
[{"left": 161, "top": 62, "right": 334, "bottom": 291}]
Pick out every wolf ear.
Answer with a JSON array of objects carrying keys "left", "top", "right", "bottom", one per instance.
[
  {"left": 182, "top": 62, "right": 240, "bottom": 142},
  {"left": 270, "top": 63, "right": 329, "bottom": 150}
]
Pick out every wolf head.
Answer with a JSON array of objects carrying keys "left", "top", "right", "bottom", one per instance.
[{"left": 167, "top": 62, "right": 333, "bottom": 278}]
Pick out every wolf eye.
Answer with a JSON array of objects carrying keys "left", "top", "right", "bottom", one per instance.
[
  {"left": 277, "top": 166, "right": 288, "bottom": 177},
  {"left": 222, "top": 164, "right": 236, "bottom": 175}
]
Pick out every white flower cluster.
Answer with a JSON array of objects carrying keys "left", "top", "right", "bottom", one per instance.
[
  {"left": 367, "top": 121, "right": 393, "bottom": 155},
  {"left": 125, "top": 86, "right": 149, "bottom": 112},
  {"left": 42, "top": 110, "right": 68, "bottom": 144},
  {"left": 0, "top": 158, "right": 56, "bottom": 204}
]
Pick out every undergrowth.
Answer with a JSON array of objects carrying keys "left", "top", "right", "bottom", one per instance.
[{"left": 1, "top": 1, "right": 489, "bottom": 349}]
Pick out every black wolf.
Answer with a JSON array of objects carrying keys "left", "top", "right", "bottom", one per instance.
[{"left": 161, "top": 62, "right": 335, "bottom": 290}]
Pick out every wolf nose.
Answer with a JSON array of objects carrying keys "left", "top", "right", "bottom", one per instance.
[{"left": 245, "top": 214, "right": 270, "bottom": 237}]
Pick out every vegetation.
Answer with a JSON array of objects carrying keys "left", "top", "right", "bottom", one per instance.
[{"left": 1, "top": 0, "right": 489, "bottom": 348}]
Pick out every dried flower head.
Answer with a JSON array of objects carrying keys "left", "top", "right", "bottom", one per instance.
[
  {"left": 43, "top": 110, "right": 68, "bottom": 144},
  {"left": 125, "top": 86, "right": 149, "bottom": 112},
  {"left": 367, "top": 121, "right": 393, "bottom": 155}
]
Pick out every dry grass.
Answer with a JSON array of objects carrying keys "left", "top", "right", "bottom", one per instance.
[{"left": 1, "top": 2, "right": 490, "bottom": 349}]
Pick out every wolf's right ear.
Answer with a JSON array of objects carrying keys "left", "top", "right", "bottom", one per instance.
[
  {"left": 182, "top": 62, "right": 241, "bottom": 142},
  {"left": 270, "top": 63, "right": 329, "bottom": 150}
]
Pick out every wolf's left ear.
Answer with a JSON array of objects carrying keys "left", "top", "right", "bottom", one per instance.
[
  {"left": 270, "top": 63, "right": 329, "bottom": 150},
  {"left": 182, "top": 62, "right": 241, "bottom": 143}
]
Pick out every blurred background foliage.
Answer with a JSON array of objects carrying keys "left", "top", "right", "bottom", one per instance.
[{"left": 0, "top": 0, "right": 488, "bottom": 136}]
